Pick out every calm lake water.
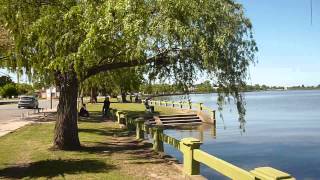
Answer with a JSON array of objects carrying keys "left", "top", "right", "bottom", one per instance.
[{"left": 156, "top": 90, "right": 320, "bottom": 180}]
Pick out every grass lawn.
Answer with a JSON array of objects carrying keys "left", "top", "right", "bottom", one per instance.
[
  {"left": 0, "top": 103, "right": 183, "bottom": 180},
  {"left": 88, "top": 101, "right": 185, "bottom": 117}
]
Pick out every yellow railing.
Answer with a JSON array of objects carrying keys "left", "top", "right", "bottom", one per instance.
[
  {"left": 113, "top": 110, "right": 295, "bottom": 180},
  {"left": 193, "top": 149, "right": 254, "bottom": 179},
  {"left": 160, "top": 133, "right": 181, "bottom": 150}
]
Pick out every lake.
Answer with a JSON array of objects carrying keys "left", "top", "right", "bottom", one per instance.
[{"left": 156, "top": 90, "right": 320, "bottom": 180}]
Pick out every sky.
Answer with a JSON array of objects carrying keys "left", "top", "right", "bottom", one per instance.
[
  {"left": 238, "top": 0, "right": 320, "bottom": 86},
  {"left": 1, "top": 0, "right": 320, "bottom": 86}
]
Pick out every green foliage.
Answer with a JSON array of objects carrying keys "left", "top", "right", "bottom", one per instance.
[
  {"left": 140, "top": 83, "right": 184, "bottom": 95},
  {"left": 0, "top": 122, "right": 138, "bottom": 180},
  {"left": 108, "top": 68, "right": 144, "bottom": 95},
  {"left": 0, "top": 0, "right": 257, "bottom": 129},
  {"left": 196, "top": 80, "right": 215, "bottom": 93},
  {"left": 16, "top": 83, "right": 34, "bottom": 95},
  {"left": 81, "top": 67, "right": 143, "bottom": 96},
  {"left": 0, "top": 25, "right": 12, "bottom": 58},
  {"left": 0, "top": 75, "right": 13, "bottom": 87},
  {"left": 0, "top": 83, "right": 18, "bottom": 98},
  {"left": 288, "top": 85, "right": 320, "bottom": 90},
  {"left": 242, "top": 84, "right": 268, "bottom": 91},
  {"left": 0, "top": 79, "right": 34, "bottom": 98}
]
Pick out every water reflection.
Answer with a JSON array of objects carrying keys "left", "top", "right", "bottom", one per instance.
[
  {"left": 164, "top": 123, "right": 216, "bottom": 141},
  {"left": 158, "top": 90, "right": 320, "bottom": 180}
]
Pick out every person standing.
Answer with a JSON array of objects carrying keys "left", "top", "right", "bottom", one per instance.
[{"left": 103, "top": 96, "right": 111, "bottom": 116}]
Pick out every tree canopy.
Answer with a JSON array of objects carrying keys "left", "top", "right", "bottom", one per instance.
[
  {"left": 0, "top": 75, "right": 13, "bottom": 87},
  {"left": 0, "top": 26, "right": 12, "bottom": 58},
  {"left": 81, "top": 67, "right": 143, "bottom": 101},
  {"left": 0, "top": 0, "right": 257, "bottom": 149}
]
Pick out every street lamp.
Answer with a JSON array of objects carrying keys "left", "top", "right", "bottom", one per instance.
[{"left": 50, "top": 87, "right": 53, "bottom": 109}]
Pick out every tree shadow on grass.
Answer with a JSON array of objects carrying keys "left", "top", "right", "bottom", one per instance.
[
  {"left": 79, "top": 128, "right": 134, "bottom": 137},
  {"left": 81, "top": 140, "right": 153, "bottom": 154},
  {"left": 78, "top": 111, "right": 107, "bottom": 123},
  {"left": 80, "top": 142, "right": 173, "bottom": 166},
  {"left": 0, "top": 159, "right": 116, "bottom": 179}
]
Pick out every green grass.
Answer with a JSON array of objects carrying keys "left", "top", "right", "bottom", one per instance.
[
  {"left": 0, "top": 102, "right": 181, "bottom": 179},
  {"left": 87, "top": 102, "right": 184, "bottom": 117},
  {"left": 0, "top": 122, "right": 135, "bottom": 180}
]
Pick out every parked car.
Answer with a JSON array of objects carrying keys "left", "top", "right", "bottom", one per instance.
[{"left": 18, "top": 96, "right": 39, "bottom": 109}]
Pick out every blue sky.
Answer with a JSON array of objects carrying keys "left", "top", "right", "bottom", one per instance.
[
  {"left": 238, "top": 0, "right": 320, "bottom": 86},
  {"left": 1, "top": 1, "right": 320, "bottom": 86}
]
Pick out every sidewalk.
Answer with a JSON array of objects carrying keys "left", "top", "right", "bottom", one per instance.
[
  {"left": 0, "top": 100, "right": 19, "bottom": 105},
  {"left": 0, "top": 109, "right": 57, "bottom": 137}
]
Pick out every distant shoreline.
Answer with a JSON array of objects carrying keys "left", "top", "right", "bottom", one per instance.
[{"left": 144, "top": 88, "right": 320, "bottom": 98}]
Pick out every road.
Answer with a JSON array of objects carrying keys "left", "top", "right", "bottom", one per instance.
[{"left": 0, "top": 99, "right": 59, "bottom": 122}]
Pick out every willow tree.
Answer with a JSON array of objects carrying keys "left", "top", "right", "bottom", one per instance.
[
  {"left": 109, "top": 68, "right": 144, "bottom": 102},
  {"left": 81, "top": 67, "right": 144, "bottom": 102},
  {"left": 0, "top": 0, "right": 257, "bottom": 149},
  {"left": 0, "top": 26, "right": 12, "bottom": 59}
]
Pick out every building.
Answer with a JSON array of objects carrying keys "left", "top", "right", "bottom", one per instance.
[{"left": 39, "top": 86, "right": 60, "bottom": 99}]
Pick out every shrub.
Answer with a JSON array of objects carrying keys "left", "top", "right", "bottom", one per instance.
[
  {"left": 0, "top": 83, "right": 18, "bottom": 98},
  {"left": 16, "top": 83, "right": 34, "bottom": 95}
]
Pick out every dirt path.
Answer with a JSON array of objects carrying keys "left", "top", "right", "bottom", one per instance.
[{"left": 85, "top": 121, "right": 187, "bottom": 180}]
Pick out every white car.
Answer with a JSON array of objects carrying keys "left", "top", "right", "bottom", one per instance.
[{"left": 18, "top": 96, "right": 39, "bottom": 109}]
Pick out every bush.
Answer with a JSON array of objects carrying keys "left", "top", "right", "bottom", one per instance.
[
  {"left": 0, "top": 83, "right": 18, "bottom": 98},
  {"left": 16, "top": 83, "right": 34, "bottom": 95}
]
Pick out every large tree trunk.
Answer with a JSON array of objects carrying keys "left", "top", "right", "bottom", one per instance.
[
  {"left": 90, "top": 87, "right": 97, "bottom": 103},
  {"left": 53, "top": 72, "right": 80, "bottom": 150}
]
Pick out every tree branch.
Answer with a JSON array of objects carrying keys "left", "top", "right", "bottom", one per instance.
[{"left": 83, "top": 48, "right": 185, "bottom": 80}]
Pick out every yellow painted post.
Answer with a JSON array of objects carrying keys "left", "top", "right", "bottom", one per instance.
[
  {"left": 152, "top": 126, "right": 164, "bottom": 152},
  {"left": 212, "top": 110, "right": 216, "bottom": 126},
  {"left": 135, "top": 118, "right": 145, "bottom": 140},
  {"left": 188, "top": 100, "right": 192, "bottom": 109},
  {"left": 199, "top": 103, "right": 203, "bottom": 111},
  {"left": 211, "top": 126, "right": 217, "bottom": 138},
  {"left": 116, "top": 111, "right": 123, "bottom": 124},
  {"left": 180, "top": 138, "right": 202, "bottom": 175}
]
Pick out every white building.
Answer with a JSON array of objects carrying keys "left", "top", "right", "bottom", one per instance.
[{"left": 40, "top": 87, "right": 60, "bottom": 99}]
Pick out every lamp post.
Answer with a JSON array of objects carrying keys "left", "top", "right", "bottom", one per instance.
[{"left": 50, "top": 87, "right": 53, "bottom": 109}]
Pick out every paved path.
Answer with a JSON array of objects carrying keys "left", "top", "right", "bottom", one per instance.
[
  {"left": 0, "top": 99, "right": 19, "bottom": 105},
  {"left": 0, "top": 100, "right": 58, "bottom": 122},
  {"left": 0, "top": 100, "right": 58, "bottom": 137}
]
